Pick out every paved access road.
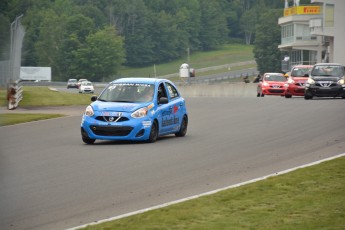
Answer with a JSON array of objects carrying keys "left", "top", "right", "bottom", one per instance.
[{"left": 1, "top": 95, "right": 344, "bottom": 230}]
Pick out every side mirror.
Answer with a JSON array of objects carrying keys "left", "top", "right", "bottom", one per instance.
[
  {"left": 91, "top": 95, "right": 97, "bottom": 102},
  {"left": 158, "top": 97, "right": 168, "bottom": 104}
]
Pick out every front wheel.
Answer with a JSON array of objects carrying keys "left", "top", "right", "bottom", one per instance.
[
  {"left": 147, "top": 120, "right": 158, "bottom": 143},
  {"left": 81, "top": 127, "right": 96, "bottom": 144},
  {"left": 82, "top": 136, "right": 96, "bottom": 144},
  {"left": 175, "top": 115, "right": 188, "bottom": 137},
  {"left": 304, "top": 94, "right": 313, "bottom": 100}
]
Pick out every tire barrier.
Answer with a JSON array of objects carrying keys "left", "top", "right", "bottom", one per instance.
[{"left": 7, "top": 79, "right": 23, "bottom": 110}]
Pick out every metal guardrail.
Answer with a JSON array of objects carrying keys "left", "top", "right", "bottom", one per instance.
[{"left": 20, "top": 68, "right": 259, "bottom": 88}]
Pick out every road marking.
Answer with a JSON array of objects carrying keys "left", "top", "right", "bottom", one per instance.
[{"left": 67, "top": 152, "right": 345, "bottom": 230}]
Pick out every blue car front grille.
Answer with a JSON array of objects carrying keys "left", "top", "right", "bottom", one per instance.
[
  {"left": 90, "top": 125, "right": 133, "bottom": 136},
  {"left": 95, "top": 116, "right": 129, "bottom": 122}
]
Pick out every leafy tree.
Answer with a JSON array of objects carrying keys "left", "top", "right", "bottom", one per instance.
[
  {"left": 56, "top": 14, "right": 95, "bottom": 80},
  {"left": 1, "top": 0, "right": 290, "bottom": 76},
  {"left": 253, "top": 9, "right": 282, "bottom": 73},
  {"left": 71, "top": 26, "right": 125, "bottom": 81},
  {"left": 0, "top": 14, "right": 10, "bottom": 60},
  {"left": 199, "top": 1, "right": 229, "bottom": 50},
  {"left": 239, "top": 8, "right": 257, "bottom": 44},
  {"left": 34, "top": 9, "right": 67, "bottom": 79},
  {"left": 109, "top": 0, "right": 155, "bottom": 66}
]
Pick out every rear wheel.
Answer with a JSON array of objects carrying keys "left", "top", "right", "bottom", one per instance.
[
  {"left": 175, "top": 115, "right": 188, "bottom": 137},
  {"left": 147, "top": 120, "right": 158, "bottom": 143}
]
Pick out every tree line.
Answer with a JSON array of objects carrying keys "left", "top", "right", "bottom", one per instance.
[{"left": 0, "top": 0, "right": 309, "bottom": 81}]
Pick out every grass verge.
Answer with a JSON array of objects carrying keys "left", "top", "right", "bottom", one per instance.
[
  {"left": 0, "top": 86, "right": 91, "bottom": 126},
  {"left": 0, "top": 113, "right": 64, "bottom": 126},
  {"left": 20, "top": 86, "right": 92, "bottom": 106},
  {"left": 82, "top": 156, "right": 345, "bottom": 230},
  {"left": 118, "top": 44, "right": 254, "bottom": 78}
]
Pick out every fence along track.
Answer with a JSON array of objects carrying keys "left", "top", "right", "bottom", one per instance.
[{"left": 0, "top": 15, "right": 25, "bottom": 109}]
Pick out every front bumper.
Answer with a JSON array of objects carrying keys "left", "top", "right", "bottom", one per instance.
[
  {"left": 286, "top": 84, "right": 305, "bottom": 96},
  {"left": 305, "top": 84, "right": 345, "bottom": 97},
  {"left": 81, "top": 114, "right": 153, "bottom": 141},
  {"left": 261, "top": 87, "right": 286, "bottom": 96}
]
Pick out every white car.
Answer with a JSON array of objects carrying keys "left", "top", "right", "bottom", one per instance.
[{"left": 79, "top": 81, "right": 94, "bottom": 94}]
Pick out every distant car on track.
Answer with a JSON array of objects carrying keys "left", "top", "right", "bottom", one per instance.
[
  {"left": 67, "top": 79, "right": 78, "bottom": 89},
  {"left": 79, "top": 81, "right": 94, "bottom": 94},
  {"left": 81, "top": 78, "right": 188, "bottom": 144},
  {"left": 257, "top": 73, "right": 287, "bottom": 97},
  {"left": 305, "top": 63, "right": 345, "bottom": 99},
  {"left": 77, "top": 79, "right": 88, "bottom": 89},
  {"left": 285, "top": 65, "right": 313, "bottom": 98}
]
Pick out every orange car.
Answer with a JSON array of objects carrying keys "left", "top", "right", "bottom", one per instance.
[
  {"left": 284, "top": 65, "right": 313, "bottom": 98},
  {"left": 257, "top": 73, "right": 287, "bottom": 97}
]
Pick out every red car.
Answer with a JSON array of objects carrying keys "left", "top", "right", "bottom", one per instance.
[
  {"left": 257, "top": 73, "right": 287, "bottom": 97},
  {"left": 285, "top": 65, "right": 313, "bottom": 98}
]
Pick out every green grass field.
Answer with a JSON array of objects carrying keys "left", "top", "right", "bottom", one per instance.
[
  {"left": 0, "top": 113, "right": 64, "bottom": 126},
  {"left": 0, "top": 86, "right": 91, "bottom": 126},
  {"left": 118, "top": 44, "right": 254, "bottom": 78}
]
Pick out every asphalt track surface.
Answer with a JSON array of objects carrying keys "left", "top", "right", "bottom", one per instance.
[{"left": 1, "top": 85, "right": 345, "bottom": 230}]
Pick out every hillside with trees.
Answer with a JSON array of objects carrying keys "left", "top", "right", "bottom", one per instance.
[{"left": 0, "top": 0, "right": 309, "bottom": 81}]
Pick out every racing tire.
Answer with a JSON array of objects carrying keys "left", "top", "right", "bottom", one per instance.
[
  {"left": 147, "top": 120, "right": 158, "bottom": 143},
  {"left": 285, "top": 94, "right": 292, "bottom": 98},
  {"left": 304, "top": 94, "right": 313, "bottom": 100},
  {"left": 82, "top": 136, "right": 96, "bottom": 144},
  {"left": 260, "top": 93, "right": 264, "bottom": 97},
  {"left": 175, "top": 115, "right": 188, "bottom": 137},
  {"left": 81, "top": 128, "right": 96, "bottom": 144},
  {"left": 256, "top": 92, "right": 260, "bottom": 97}
]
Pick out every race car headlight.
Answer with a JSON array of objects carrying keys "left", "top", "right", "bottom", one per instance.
[
  {"left": 262, "top": 82, "right": 269, "bottom": 87},
  {"left": 131, "top": 107, "right": 148, "bottom": 118},
  {"left": 84, "top": 105, "right": 94, "bottom": 116},
  {"left": 306, "top": 78, "right": 315, "bottom": 84},
  {"left": 337, "top": 78, "right": 345, "bottom": 85},
  {"left": 305, "top": 78, "right": 315, "bottom": 87},
  {"left": 287, "top": 78, "right": 295, "bottom": 84}
]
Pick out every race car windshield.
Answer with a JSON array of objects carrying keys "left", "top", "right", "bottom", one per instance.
[
  {"left": 98, "top": 83, "right": 154, "bottom": 103},
  {"left": 265, "top": 75, "right": 286, "bottom": 82},
  {"left": 291, "top": 68, "right": 311, "bottom": 77},
  {"left": 311, "top": 66, "right": 344, "bottom": 77}
]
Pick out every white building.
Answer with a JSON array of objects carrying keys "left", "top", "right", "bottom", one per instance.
[{"left": 278, "top": 0, "right": 345, "bottom": 71}]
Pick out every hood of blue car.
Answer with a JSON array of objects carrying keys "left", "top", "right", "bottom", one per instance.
[{"left": 91, "top": 101, "right": 147, "bottom": 113}]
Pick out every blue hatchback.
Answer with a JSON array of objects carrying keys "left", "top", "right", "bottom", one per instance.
[{"left": 81, "top": 78, "right": 188, "bottom": 144}]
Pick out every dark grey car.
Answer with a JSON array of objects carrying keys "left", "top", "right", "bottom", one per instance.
[{"left": 304, "top": 63, "right": 345, "bottom": 99}]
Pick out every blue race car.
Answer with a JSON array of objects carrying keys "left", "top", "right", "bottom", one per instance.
[{"left": 81, "top": 78, "right": 188, "bottom": 144}]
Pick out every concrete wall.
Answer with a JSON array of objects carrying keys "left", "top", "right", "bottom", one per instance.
[{"left": 178, "top": 82, "right": 258, "bottom": 98}]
